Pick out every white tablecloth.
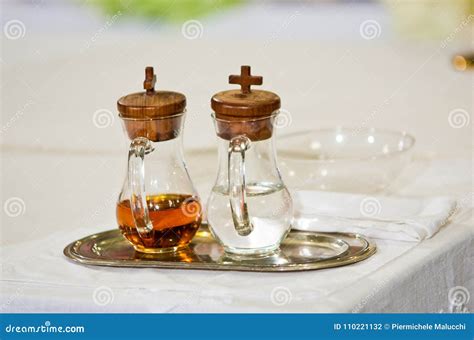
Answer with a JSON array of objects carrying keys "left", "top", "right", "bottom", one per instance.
[{"left": 1, "top": 153, "right": 472, "bottom": 313}]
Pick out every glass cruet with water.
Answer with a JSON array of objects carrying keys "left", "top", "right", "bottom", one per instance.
[
  {"left": 207, "top": 65, "right": 293, "bottom": 256},
  {"left": 116, "top": 67, "right": 202, "bottom": 254}
]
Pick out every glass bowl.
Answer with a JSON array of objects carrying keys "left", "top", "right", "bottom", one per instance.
[{"left": 276, "top": 128, "right": 415, "bottom": 193}]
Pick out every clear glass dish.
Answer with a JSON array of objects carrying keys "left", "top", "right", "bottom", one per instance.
[{"left": 277, "top": 128, "right": 415, "bottom": 193}]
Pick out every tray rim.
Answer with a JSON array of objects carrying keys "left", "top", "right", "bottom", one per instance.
[{"left": 63, "top": 228, "right": 376, "bottom": 272}]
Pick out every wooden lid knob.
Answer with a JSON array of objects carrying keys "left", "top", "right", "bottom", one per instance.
[
  {"left": 117, "top": 66, "right": 186, "bottom": 119},
  {"left": 143, "top": 66, "right": 156, "bottom": 94},
  {"left": 211, "top": 65, "right": 280, "bottom": 119},
  {"left": 229, "top": 65, "right": 262, "bottom": 94}
]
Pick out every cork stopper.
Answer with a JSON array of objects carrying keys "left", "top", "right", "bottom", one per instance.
[
  {"left": 211, "top": 66, "right": 281, "bottom": 141},
  {"left": 117, "top": 67, "right": 186, "bottom": 142}
]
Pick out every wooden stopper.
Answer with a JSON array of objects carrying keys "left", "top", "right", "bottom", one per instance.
[
  {"left": 117, "top": 67, "right": 186, "bottom": 142},
  {"left": 211, "top": 66, "right": 280, "bottom": 141}
]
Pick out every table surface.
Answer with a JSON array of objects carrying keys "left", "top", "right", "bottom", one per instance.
[{"left": 1, "top": 2, "right": 473, "bottom": 312}]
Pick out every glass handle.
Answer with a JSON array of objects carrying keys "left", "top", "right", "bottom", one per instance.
[
  {"left": 228, "top": 135, "right": 254, "bottom": 236},
  {"left": 128, "top": 137, "right": 154, "bottom": 239}
]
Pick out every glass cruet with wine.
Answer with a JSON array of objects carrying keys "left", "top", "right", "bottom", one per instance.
[{"left": 115, "top": 67, "right": 202, "bottom": 254}]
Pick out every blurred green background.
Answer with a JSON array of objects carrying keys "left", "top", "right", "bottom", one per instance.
[
  {"left": 89, "top": 0, "right": 242, "bottom": 22},
  {"left": 87, "top": 0, "right": 474, "bottom": 39}
]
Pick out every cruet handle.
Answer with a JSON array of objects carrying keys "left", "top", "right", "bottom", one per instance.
[
  {"left": 228, "top": 135, "right": 254, "bottom": 236},
  {"left": 128, "top": 137, "right": 154, "bottom": 239}
]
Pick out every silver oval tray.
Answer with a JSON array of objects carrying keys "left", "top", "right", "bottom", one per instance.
[{"left": 64, "top": 224, "right": 376, "bottom": 272}]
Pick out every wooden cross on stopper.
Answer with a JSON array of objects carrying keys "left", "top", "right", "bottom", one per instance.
[
  {"left": 229, "top": 65, "right": 263, "bottom": 94},
  {"left": 143, "top": 66, "right": 156, "bottom": 94}
]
